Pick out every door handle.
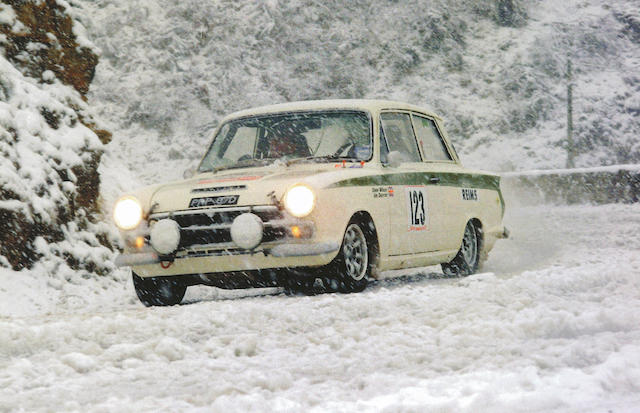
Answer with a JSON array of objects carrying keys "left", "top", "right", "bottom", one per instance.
[{"left": 429, "top": 176, "right": 440, "bottom": 184}]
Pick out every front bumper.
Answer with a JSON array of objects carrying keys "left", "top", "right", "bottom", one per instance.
[
  {"left": 115, "top": 241, "right": 340, "bottom": 268},
  {"left": 117, "top": 204, "right": 343, "bottom": 275}
]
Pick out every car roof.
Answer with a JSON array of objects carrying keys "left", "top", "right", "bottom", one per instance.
[{"left": 221, "top": 99, "right": 442, "bottom": 122}]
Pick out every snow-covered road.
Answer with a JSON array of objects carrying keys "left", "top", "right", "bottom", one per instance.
[{"left": 2, "top": 204, "right": 640, "bottom": 412}]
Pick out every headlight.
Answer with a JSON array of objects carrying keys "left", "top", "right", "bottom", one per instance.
[
  {"left": 113, "top": 196, "right": 143, "bottom": 230},
  {"left": 283, "top": 185, "right": 315, "bottom": 217}
]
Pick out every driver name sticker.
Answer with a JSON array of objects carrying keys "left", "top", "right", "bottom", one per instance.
[
  {"left": 372, "top": 186, "right": 394, "bottom": 198},
  {"left": 405, "top": 186, "right": 428, "bottom": 231}
]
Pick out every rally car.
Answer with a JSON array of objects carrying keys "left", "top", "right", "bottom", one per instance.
[{"left": 113, "top": 100, "right": 507, "bottom": 306}]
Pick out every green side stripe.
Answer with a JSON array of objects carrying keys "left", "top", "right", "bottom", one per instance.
[
  {"left": 328, "top": 172, "right": 500, "bottom": 191},
  {"left": 329, "top": 171, "right": 506, "bottom": 216}
]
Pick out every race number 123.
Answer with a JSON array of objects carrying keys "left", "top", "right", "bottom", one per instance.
[{"left": 405, "top": 186, "right": 428, "bottom": 231}]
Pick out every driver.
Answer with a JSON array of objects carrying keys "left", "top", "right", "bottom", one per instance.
[{"left": 267, "top": 131, "right": 311, "bottom": 158}]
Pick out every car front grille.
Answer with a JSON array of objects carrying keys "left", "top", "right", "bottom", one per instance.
[{"left": 149, "top": 206, "right": 293, "bottom": 251}]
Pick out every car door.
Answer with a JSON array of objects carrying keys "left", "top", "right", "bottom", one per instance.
[
  {"left": 380, "top": 111, "right": 440, "bottom": 256},
  {"left": 410, "top": 113, "right": 462, "bottom": 252}
]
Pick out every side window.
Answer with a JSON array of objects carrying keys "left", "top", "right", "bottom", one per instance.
[
  {"left": 380, "top": 112, "right": 421, "bottom": 163},
  {"left": 412, "top": 115, "right": 452, "bottom": 161}
]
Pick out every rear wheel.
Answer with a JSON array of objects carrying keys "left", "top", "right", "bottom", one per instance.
[
  {"left": 132, "top": 272, "right": 186, "bottom": 307},
  {"left": 442, "top": 220, "right": 481, "bottom": 277}
]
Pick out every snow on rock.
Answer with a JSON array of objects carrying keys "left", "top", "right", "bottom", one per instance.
[
  {"left": 0, "top": 54, "right": 115, "bottom": 273},
  {"left": 0, "top": 0, "right": 101, "bottom": 96},
  {"left": 0, "top": 4, "right": 17, "bottom": 27},
  {"left": 0, "top": 1, "right": 120, "bottom": 292}
]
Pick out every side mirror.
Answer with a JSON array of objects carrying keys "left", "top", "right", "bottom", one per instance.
[
  {"left": 183, "top": 167, "right": 196, "bottom": 179},
  {"left": 386, "top": 151, "right": 405, "bottom": 168}
]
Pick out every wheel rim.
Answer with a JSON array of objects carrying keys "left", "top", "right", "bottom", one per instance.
[
  {"left": 342, "top": 224, "right": 368, "bottom": 281},
  {"left": 461, "top": 223, "right": 477, "bottom": 265}
]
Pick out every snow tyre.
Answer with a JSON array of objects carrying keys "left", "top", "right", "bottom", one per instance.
[
  {"left": 278, "top": 217, "right": 378, "bottom": 295},
  {"left": 132, "top": 272, "right": 186, "bottom": 307},
  {"left": 334, "top": 220, "right": 373, "bottom": 293},
  {"left": 442, "top": 220, "right": 481, "bottom": 277}
]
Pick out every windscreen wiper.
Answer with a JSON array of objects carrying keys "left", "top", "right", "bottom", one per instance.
[
  {"left": 205, "top": 159, "right": 274, "bottom": 173},
  {"left": 286, "top": 155, "right": 357, "bottom": 166}
]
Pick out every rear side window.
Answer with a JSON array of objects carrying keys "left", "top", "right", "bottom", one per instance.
[
  {"left": 380, "top": 112, "right": 422, "bottom": 163},
  {"left": 412, "top": 115, "right": 452, "bottom": 161}
]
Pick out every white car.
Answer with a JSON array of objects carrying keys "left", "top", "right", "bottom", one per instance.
[{"left": 113, "top": 100, "right": 508, "bottom": 306}]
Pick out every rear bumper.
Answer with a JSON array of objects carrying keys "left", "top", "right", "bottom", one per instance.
[
  {"left": 116, "top": 241, "right": 340, "bottom": 275},
  {"left": 486, "top": 225, "right": 509, "bottom": 240}
]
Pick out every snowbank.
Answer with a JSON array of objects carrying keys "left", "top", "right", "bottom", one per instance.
[
  {"left": 502, "top": 164, "right": 640, "bottom": 205},
  {"left": 1, "top": 204, "right": 639, "bottom": 412}
]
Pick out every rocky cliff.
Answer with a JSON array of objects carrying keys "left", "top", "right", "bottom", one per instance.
[{"left": 0, "top": 0, "right": 113, "bottom": 274}]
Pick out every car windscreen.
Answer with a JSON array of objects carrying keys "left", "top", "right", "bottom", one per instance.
[{"left": 198, "top": 110, "right": 372, "bottom": 173}]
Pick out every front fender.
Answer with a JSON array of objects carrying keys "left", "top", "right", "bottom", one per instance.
[{"left": 310, "top": 185, "right": 388, "bottom": 260}]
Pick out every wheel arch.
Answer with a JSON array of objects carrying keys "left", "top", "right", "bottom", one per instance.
[
  {"left": 349, "top": 210, "right": 381, "bottom": 278},
  {"left": 468, "top": 217, "right": 486, "bottom": 263}
]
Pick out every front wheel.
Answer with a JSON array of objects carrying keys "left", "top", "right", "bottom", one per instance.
[
  {"left": 333, "top": 221, "right": 373, "bottom": 293},
  {"left": 277, "top": 218, "right": 378, "bottom": 295},
  {"left": 132, "top": 272, "right": 186, "bottom": 307},
  {"left": 441, "top": 220, "right": 481, "bottom": 277}
]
